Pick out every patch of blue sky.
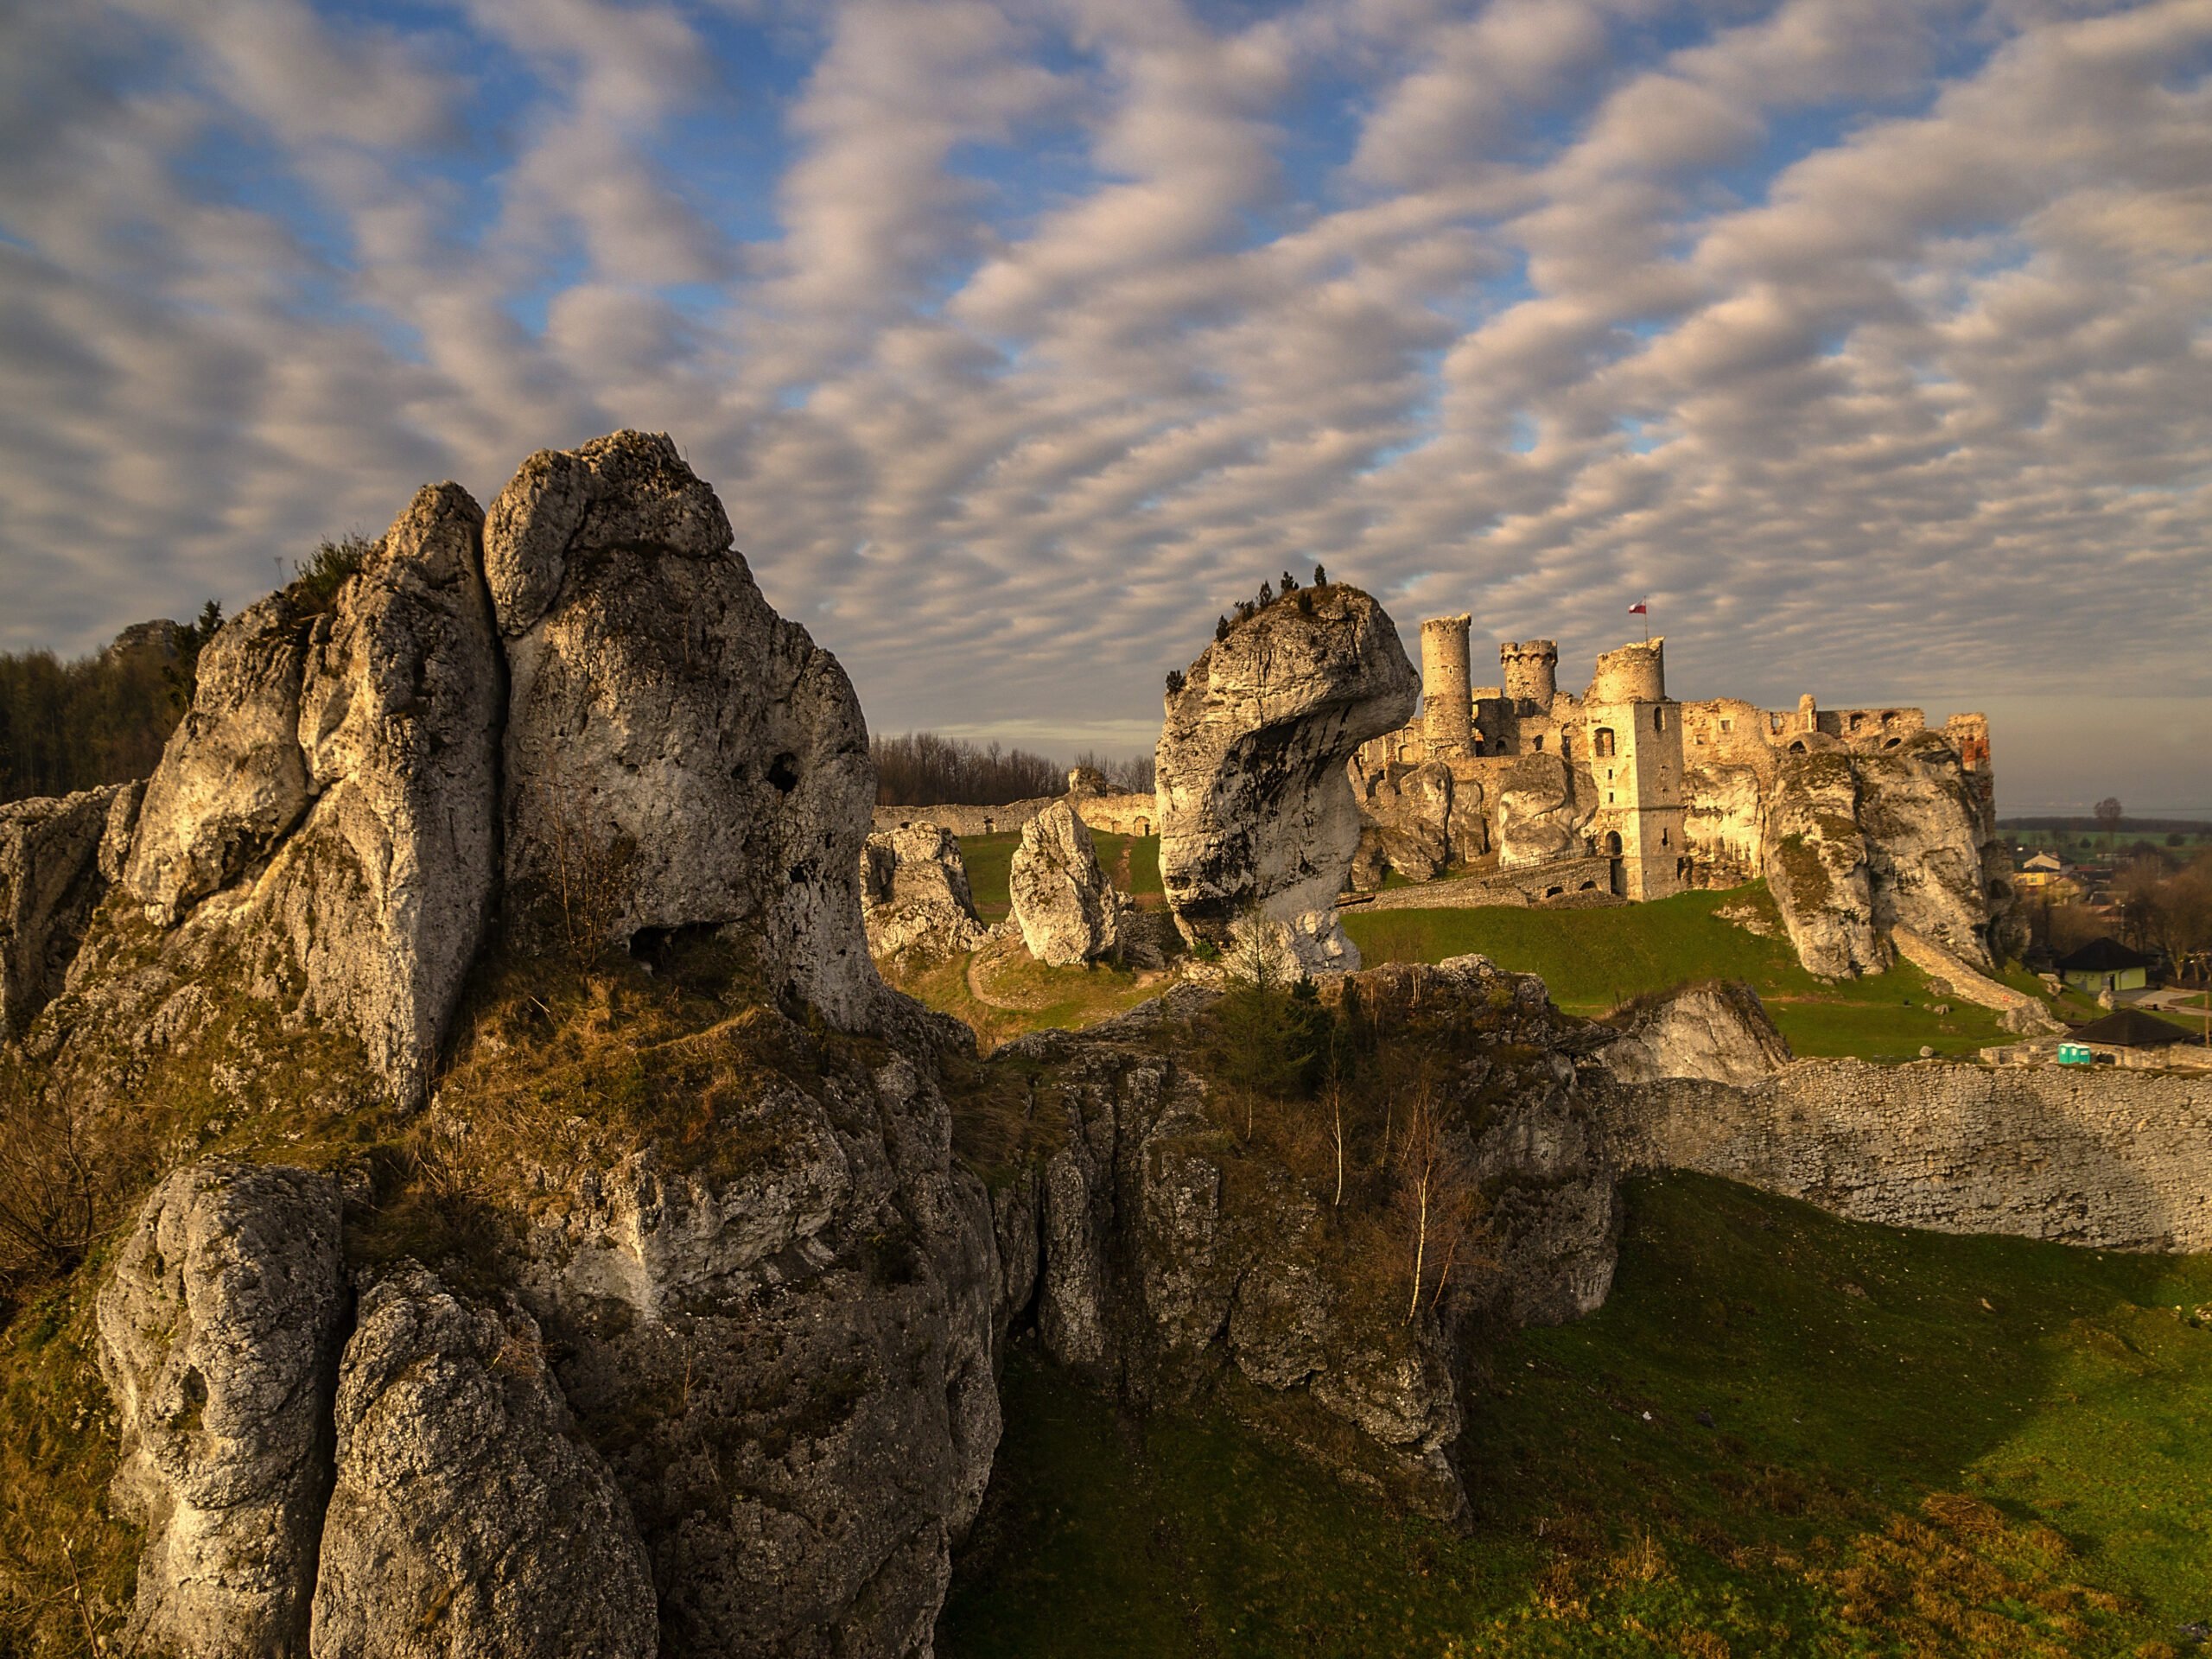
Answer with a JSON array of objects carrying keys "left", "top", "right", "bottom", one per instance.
[
  {"left": 171, "top": 124, "right": 353, "bottom": 272},
  {"left": 1505, "top": 412, "right": 1539, "bottom": 454},
  {"left": 1615, "top": 415, "right": 1666, "bottom": 455},
  {"left": 501, "top": 247, "right": 594, "bottom": 337}
]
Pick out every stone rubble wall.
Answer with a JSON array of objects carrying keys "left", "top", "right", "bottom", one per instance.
[
  {"left": 872, "top": 790, "right": 1157, "bottom": 840},
  {"left": 1599, "top": 1058, "right": 2212, "bottom": 1251}
]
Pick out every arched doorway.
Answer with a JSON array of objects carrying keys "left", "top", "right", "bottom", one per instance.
[{"left": 1605, "top": 830, "right": 1625, "bottom": 896}]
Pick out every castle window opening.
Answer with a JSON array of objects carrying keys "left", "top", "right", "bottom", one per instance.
[
  {"left": 1788, "top": 741, "right": 1807, "bottom": 754},
  {"left": 1662, "top": 828, "right": 1671, "bottom": 848},
  {"left": 1543, "top": 886, "right": 1563, "bottom": 899},
  {"left": 1720, "top": 717, "right": 1733, "bottom": 733},
  {"left": 1607, "top": 791, "right": 1614, "bottom": 804},
  {"left": 1770, "top": 713, "right": 1785, "bottom": 734},
  {"left": 1883, "top": 738, "right": 1900, "bottom": 750},
  {"left": 1533, "top": 734, "right": 1544, "bottom": 752},
  {"left": 1578, "top": 880, "right": 1595, "bottom": 891},
  {"left": 1849, "top": 713, "right": 1863, "bottom": 731},
  {"left": 1594, "top": 728, "right": 1616, "bottom": 758},
  {"left": 1653, "top": 708, "right": 1666, "bottom": 732}
]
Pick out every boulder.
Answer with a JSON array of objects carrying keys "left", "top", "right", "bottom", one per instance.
[
  {"left": 1354, "top": 761, "right": 1459, "bottom": 886},
  {"left": 1495, "top": 752, "right": 1580, "bottom": 869},
  {"left": 96, "top": 1160, "right": 346, "bottom": 1659},
  {"left": 1156, "top": 585, "right": 1418, "bottom": 973},
  {"left": 310, "top": 1264, "right": 658, "bottom": 1659},
  {"left": 486, "top": 431, "right": 876, "bottom": 1027},
  {"left": 0, "top": 783, "right": 131, "bottom": 1039},
  {"left": 1599, "top": 980, "right": 1793, "bottom": 1086},
  {"left": 1008, "top": 801, "right": 1122, "bottom": 966},
  {"left": 861, "top": 822, "right": 988, "bottom": 969}
]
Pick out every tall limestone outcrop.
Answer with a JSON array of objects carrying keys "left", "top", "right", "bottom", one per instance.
[
  {"left": 1495, "top": 751, "right": 1586, "bottom": 869},
  {"left": 861, "top": 821, "right": 988, "bottom": 969},
  {"left": 310, "top": 1265, "right": 658, "bottom": 1659},
  {"left": 1764, "top": 735, "right": 1996, "bottom": 978},
  {"left": 95, "top": 1161, "right": 346, "bottom": 1658},
  {"left": 66, "top": 483, "right": 504, "bottom": 1105},
  {"left": 1008, "top": 800, "right": 1122, "bottom": 965},
  {"left": 1157, "top": 586, "right": 1418, "bottom": 973},
  {"left": 486, "top": 431, "right": 876, "bottom": 1027},
  {"left": 1351, "top": 760, "right": 1462, "bottom": 887}
]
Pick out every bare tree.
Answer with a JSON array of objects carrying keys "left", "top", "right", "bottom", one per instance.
[
  {"left": 2095, "top": 797, "right": 2123, "bottom": 836},
  {"left": 1393, "top": 1075, "right": 1478, "bottom": 1322}
]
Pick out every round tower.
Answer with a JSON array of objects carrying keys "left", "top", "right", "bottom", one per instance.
[
  {"left": 1500, "top": 639, "right": 1558, "bottom": 707},
  {"left": 1420, "top": 613, "right": 1474, "bottom": 756},
  {"left": 1590, "top": 638, "right": 1665, "bottom": 704}
]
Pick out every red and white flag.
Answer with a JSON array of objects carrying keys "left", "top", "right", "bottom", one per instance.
[{"left": 1628, "top": 601, "right": 1648, "bottom": 615}]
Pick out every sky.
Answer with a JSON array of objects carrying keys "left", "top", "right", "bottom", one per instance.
[{"left": 1, "top": 0, "right": 2208, "bottom": 816}]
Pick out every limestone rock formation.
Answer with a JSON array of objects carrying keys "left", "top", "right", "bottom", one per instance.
[
  {"left": 986, "top": 958, "right": 1618, "bottom": 1518},
  {"left": 82, "top": 484, "right": 505, "bottom": 1104},
  {"left": 1599, "top": 980, "right": 1793, "bottom": 1086},
  {"left": 1681, "top": 761, "right": 1764, "bottom": 884},
  {"left": 1763, "top": 748, "right": 1882, "bottom": 977},
  {"left": 0, "top": 783, "right": 131, "bottom": 1039},
  {"left": 1157, "top": 585, "right": 1418, "bottom": 973},
  {"left": 262, "top": 484, "right": 503, "bottom": 1101},
  {"left": 96, "top": 1160, "right": 346, "bottom": 1659},
  {"left": 861, "top": 821, "right": 988, "bottom": 969},
  {"left": 1009, "top": 800, "right": 1122, "bottom": 966},
  {"left": 1764, "top": 737, "right": 1997, "bottom": 978},
  {"left": 486, "top": 431, "right": 876, "bottom": 1027},
  {"left": 1353, "top": 760, "right": 1461, "bottom": 887},
  {"left": 512, "top": 1033, "right": 1001, "bottom": 1657},
  {"left": 1495, "top": 752, "right": 1583, "bottom": 869},
  {"left": 310, "top": 1264, "right": 658, "bottom": 1659},
  {"left": 123, "top": 592, "right": 314, "bottom": 923}
]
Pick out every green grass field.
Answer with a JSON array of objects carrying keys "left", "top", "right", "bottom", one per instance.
[
  {"left": 1344, "top": 885, "right": 2018, "bottom": 1061},
  {"left": 960, "top": 830, "right": 1163, "bottom": 920},
  {"left": 942, "top": 1173, "right": 2212, "bottom": 1657}
]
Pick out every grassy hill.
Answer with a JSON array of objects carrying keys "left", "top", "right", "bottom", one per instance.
[
  {"left": 1344, "top": 886, "right": 2020, "bottom": 1062},
  {"left": 943, "top": 1172, "right": 2212, "bottom": 1657}
]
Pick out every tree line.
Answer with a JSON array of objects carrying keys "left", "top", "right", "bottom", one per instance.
[
  {"left": 0, "top": 606, "right": 222, "bottom": 805},
  {"left": 872, "top": 732, "right": 1154, "bottom": 806}
]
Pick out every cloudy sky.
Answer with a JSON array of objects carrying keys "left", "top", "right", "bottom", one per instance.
[{"left": 2, "top": 0, "right": 2208, "bottom": 813}]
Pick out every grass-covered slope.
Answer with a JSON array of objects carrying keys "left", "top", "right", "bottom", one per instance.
[
  {"left": 958, "top": 830, "right": 1163, "bottom": 921},
  {"left": 1344, "top": 885, "right": 2019, "bottom": 1061},
  {"left": 944, "top": 1172, "right": 2212, "bottom": 1658}
]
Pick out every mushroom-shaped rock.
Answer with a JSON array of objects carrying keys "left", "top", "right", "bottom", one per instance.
[
  {"left": 486, "top": 431, "right": 876, "bottom": 1027},
  {"left": 1156, "top": 584, "right": 1418, "bottom": 972},
  {"left": 309, "top": 1265, "right": 658, "bottom": 1659},
  {"left": 1009, "top": 801, "right": 1122, "bottom": 966},
  {"left": 1599, "top": 979, "right": 1793, "bottom": 1085},
  {"left": 860, "top": 822, "right": 987, "bottom": 969},
  {"left": 96, "top": 1160, "right": 346, "bottom": 1659}
]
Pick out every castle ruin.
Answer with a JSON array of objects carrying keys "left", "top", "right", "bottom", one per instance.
[{"left": 1353, "top": 623, "right": 2010, "bottom": 964}]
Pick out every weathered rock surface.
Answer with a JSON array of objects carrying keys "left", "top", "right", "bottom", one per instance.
[
  {"left": 263, "top": 484, "right": 502, "bottom": 1102},
  {"left": 1009, "top": 800, "right": 1122, "bottom": 966},
  {"left": 984, "top": 958, "right": 1618, "bottom": 1517},
  {"left": 1157, "top": 586, "right": 1418, "bottom": 973},
  {"left": 487, "top": 431, "right": 876, "bottom": 1027},
  {"left": 0, "top": 783, "right": 131, "bottom": 1039},
  {"left": 1495, "top": 751, "right": 1584, "bottom": 869},
  {"left": 1599, "top": 979, "right": 1793, "bottom": 1086},
  {"left": 123, "top": 593, "right": 314, "bottom": 924},
  {"left": 1353, "top": 760, "right": 1461, "bottom": 887},
  {"left": 310, "top": 1263, "right": 658, "bottom": 1659},
  {"left": 861, "top": 821, "right": 988, "bottom": 969},
  {"left": 512, "top": 1027, "right": 1001, "bottom": 1658},
  {"left": 1764, "top": 737, "right": 1997, "bottom": 978},
  {"left": 96, "top": 1160, "right": 345, "bottom": 1659},
  {"left": 1681, "top": 761, "right": 1764, "bottom": 884}
]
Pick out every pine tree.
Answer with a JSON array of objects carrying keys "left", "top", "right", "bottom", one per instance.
[
  {"left": 1215, "top": 615, "right": 1230, "bottom": 641},
  {"left": 1313, "top": 563, "right": 1327, "bottom": 587}
]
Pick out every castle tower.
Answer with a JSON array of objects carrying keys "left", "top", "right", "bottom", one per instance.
[
  {"left": 1582, "top": 637, "right": 1686, "bottom": 902},
  {"left": 1420, "top": 613, "right": 1474, "bottom": 758},
  {"left": 1500, "top": 639, "right": 1558, "bottom": 709}
]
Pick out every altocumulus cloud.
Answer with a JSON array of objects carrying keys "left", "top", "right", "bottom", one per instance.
[{"left": 1, "top": 0, "right": 2208, "bottom": 810}]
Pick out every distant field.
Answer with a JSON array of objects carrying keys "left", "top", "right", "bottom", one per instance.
[
  {"left": 943, "top": 1172, "right": 2212, "bottom": 1657},
  {"left": 1343, "top": 885, "right": 2018, "bottom": 1061},
  {"left": 959, "top": 830, "right": 1163, "bottom": 920},
  {"left": 2003, "top": 822, "right": 2212, "bottom": 853}
]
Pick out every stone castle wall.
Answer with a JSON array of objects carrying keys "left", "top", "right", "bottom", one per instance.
[
  {"left": 871, "top": 791, "right": 1157, "bottom": 840},
  {"left": 1601, "top": 1059, "right": 2212, "bottom": 1251}
]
